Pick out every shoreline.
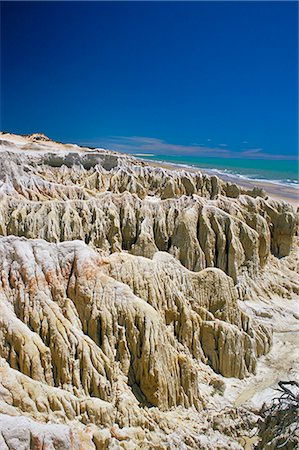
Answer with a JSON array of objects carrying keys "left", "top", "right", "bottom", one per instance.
[
  {"left": 139, "top": 157, "right": 299, "bottom": 208},
  {"left": 1, "top": 132, "right": 298, "bottom": 207}
]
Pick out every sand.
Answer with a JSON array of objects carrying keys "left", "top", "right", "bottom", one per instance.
[{"left": 143, "top": 159, "right": 299, "bottom": 208}]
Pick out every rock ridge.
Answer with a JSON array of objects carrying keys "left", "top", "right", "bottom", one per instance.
[{"left": 0, "top": 132, "right": 298, "bottom": 449}]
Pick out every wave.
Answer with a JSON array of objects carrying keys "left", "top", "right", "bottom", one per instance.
[
  {"left": 203, "top": 169, "right": 299, "bottom": 189},
  {"left": 136, "top": 156, "right": 299, "bottom": 190},
  {"left": 206, "top": 168, "right": 299, "bottom": 189}
]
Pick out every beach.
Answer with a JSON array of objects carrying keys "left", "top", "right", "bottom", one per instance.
[{"left": 144, "top": 159, "right": 299, "bottom": 208}]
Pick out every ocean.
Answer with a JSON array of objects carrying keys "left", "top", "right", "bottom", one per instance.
[{"left": 134, "top": 154, "right": 299, "bottom": 189}]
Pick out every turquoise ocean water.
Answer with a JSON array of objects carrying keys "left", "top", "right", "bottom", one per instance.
[{"left": 135, "top": 154, "right": 299, "bottom": 188}]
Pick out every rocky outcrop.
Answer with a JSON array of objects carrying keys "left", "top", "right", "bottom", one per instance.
[
  {"left": 0, "top": 135, "right": 297, "bottom": 284},
  {"left": 0, "top": 189, "right": 296, "bottom": 282},
  {"left": 107, "top": 252, "right": 271, "bottom": 377},
  {"left": 0, "top": 133, "right": 298, "bottom": 449},
  {"left": 0, "top": 414, "right": 79, "bottom": 450},
  {"left": 0, "top": 236, "right": 268, "bottom": 405},
  {"left": 0, "top": 237, "right": 263, "bottom": 448}
]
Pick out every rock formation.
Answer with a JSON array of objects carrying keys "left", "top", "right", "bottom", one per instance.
[{"left": 0, "top": 132, "right": 298, "bottom": 449}]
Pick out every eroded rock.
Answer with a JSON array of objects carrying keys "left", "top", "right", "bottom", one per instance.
[{"left": 0, "top": 132, "right": 298, "bottom": 449}]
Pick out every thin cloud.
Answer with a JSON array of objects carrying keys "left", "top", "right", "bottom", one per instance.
[
  {"left": 240, "top": 148, "right": 296, "bottom": 160},
  {"left": 110, "top": 136, "right": 163, "bottom": 145},
  {"left": 94, "top": 136, "right": 231, "bottom": 157},
  {"left": 78, "top": 136, "right": 297, "bottom": 160},
  {"left": 242, "top": 148, "right": 263, "bottom": 155},
  {"left": 242, "top": 140, "right": 248, "bottom": 144}
]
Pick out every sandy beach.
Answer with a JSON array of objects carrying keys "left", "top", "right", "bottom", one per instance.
[{"left": 144, "top": 158, "right": 299, "bottom": 208}]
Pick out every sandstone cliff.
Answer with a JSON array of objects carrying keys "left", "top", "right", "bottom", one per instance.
[{"left": 0, "top": 132, "right": 298, "bottom": 449}]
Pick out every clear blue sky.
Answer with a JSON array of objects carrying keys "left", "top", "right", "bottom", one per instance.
[{"left": 1, "top": 1, "right": 298, "bottom": 159}]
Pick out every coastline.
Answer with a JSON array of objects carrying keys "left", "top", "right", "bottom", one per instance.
[
  {"left": 140, "top": 158, "right": 299, "bottom": 208},
  {"left": 1, "top": 133, "right": 298, "bottom": 449}
]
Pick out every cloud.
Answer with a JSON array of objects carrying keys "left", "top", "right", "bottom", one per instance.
[
  {"left": 242, "top": 140, "right": 248, "bottom": 144},
  {"left": 241, "top": 148, "right": 263, "bottom": 155},
  {"left": 78, "top": 136, "right": 297, "bottom": 160},
  {"left": 86, "top": 136, "right": 231, "bottom": 157},
  {"left": 240, "top": 147, "right": 296, "bottom": 160},
  {"left": 111, "top": 136, "right": 163, "bottom": 145}
]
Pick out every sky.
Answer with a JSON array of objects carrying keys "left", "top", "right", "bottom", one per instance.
[{"left": 1, "top": 1, "right": 298, "bottom": 160}]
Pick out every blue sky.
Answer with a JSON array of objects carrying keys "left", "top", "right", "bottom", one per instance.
[{"left": 1, "top": 1, "right": 298, "bottom": 159}]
